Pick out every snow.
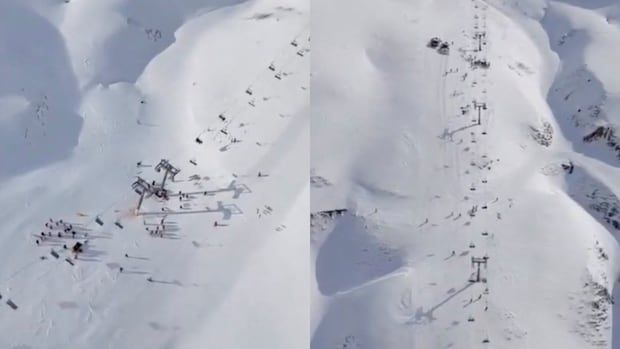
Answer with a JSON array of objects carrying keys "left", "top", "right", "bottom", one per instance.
[
  {"left": 0, "top": 0, "right": 308, "bottom": 348},
  {"left": 312, "top": 0, "right": 620, "bottom": 348},
  {"left": 4, "top": 0, "right": 620, "bottom": 347}
]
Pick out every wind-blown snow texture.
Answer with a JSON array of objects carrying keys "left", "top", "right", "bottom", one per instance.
[
  {"left": 0, "top": 0, "right": 308, "bottom": 348},
  {"left": 312, "top": 0, "right": 620, "bottom": 348}
]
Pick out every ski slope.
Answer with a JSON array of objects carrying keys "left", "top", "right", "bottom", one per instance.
[
  {"left": 0, "top": 0, "right": 308, "bottom": 348},
  {"left": 311, "top": 0, "right": 620, "bottom": 348}
]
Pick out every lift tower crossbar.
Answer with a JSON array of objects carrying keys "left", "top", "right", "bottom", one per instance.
[
  {"left": 470, "top": 255, "right": 489, "bottom": 283},
  {"left": 154, "top": 159, "right": 180, "bottom": 189},
  {"left": 473, "top": 100, "right": 487, "bottom": 126},
  {"left": 131, "top": 177, "right": 152, "bottom": 211}
]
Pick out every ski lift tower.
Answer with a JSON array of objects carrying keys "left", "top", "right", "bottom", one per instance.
[
  {"left": 474, "top": 31, "right": 486, "bottom": 52},
  {"left": 473, "top": 100, "right": 487, "bottom": 126},
  {"left": 131, "top": 177, "right": 152, "bottom": 211},
  {"left": 470, "top": 255, "right": 489, "bottom": 283},
  {"left": 154, "top": 159, "right": 180, "bottom": 189}
]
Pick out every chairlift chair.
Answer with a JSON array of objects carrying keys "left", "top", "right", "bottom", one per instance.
[
  {"left": 428, "top": 37, "right": 441, "bottom": 48},
  {"left": 6, "top": 299, "right": 18, "bottom": 310},
  {"left": 245, "top": 88, "right": 253, "bottom": 96},
  {"left": 72, "top": 242, "right": 84, "bottom": 253},
  {"left": 268, "top": 63, "right": 276, "bottom": 71},
  {"left": 195, "top": 137, "right": 203, "bottom": 144},
  {"left": 275, "top": 73, "right": 282, "bottom": 80},
  {"left": 95, "top": 217, "right": 104, "bottom": 226},
  {"left": 438, "top": 42, "right": 450, "bottom": 55},
  {"left": 291, "top": 39, "right": 298, "bottom": 47}
]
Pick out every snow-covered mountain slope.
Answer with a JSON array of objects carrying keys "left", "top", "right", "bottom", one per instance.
[
  {"left": 0, "top": 0, "right": 308, "bottom": 348},
  {"left": 311, "top": 0, "right": 620, "bottom": 348}
]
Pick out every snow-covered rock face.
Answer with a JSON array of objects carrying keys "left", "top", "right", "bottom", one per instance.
[
  {"left": 312, "top": 0, "right": 620, "bottom": 348},
  {"left": 0, "top": 0, "right": 309, "bottom": 348}
]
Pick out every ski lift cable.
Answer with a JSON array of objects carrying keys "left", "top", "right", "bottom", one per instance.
[
  {"left": 212, "top": 24, "right": 310, "bottom": 121},
  {"left": 194, "top": 28, "right": 309, "bottom": 139},
  {"left": 245, "top": 25, "right": 310, "bottom": 87},
  {"left": 195, "top": 24, "right": 309, "bottom": 143},
  {"left": 193, "top": 25, "right": 310, "bottom": 144},
  {"left": 0, "top": 27, "right": 314, "bottom": 298},
  {"left": 165, "top": 27, "right": 311, "bottom": 175},
  {"left": 228, "top": 25, "right": 309, "bottom": 113},
  {"left": 232, "top": 24, "right": 308, "bottom": 101},
  {"left": 151, "top": 26, "right": 312, "bottom": 184}
]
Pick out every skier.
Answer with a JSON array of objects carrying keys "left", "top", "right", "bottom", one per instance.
[{"left": 451, "top": 250, "right": 456, "bottom": 256}]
